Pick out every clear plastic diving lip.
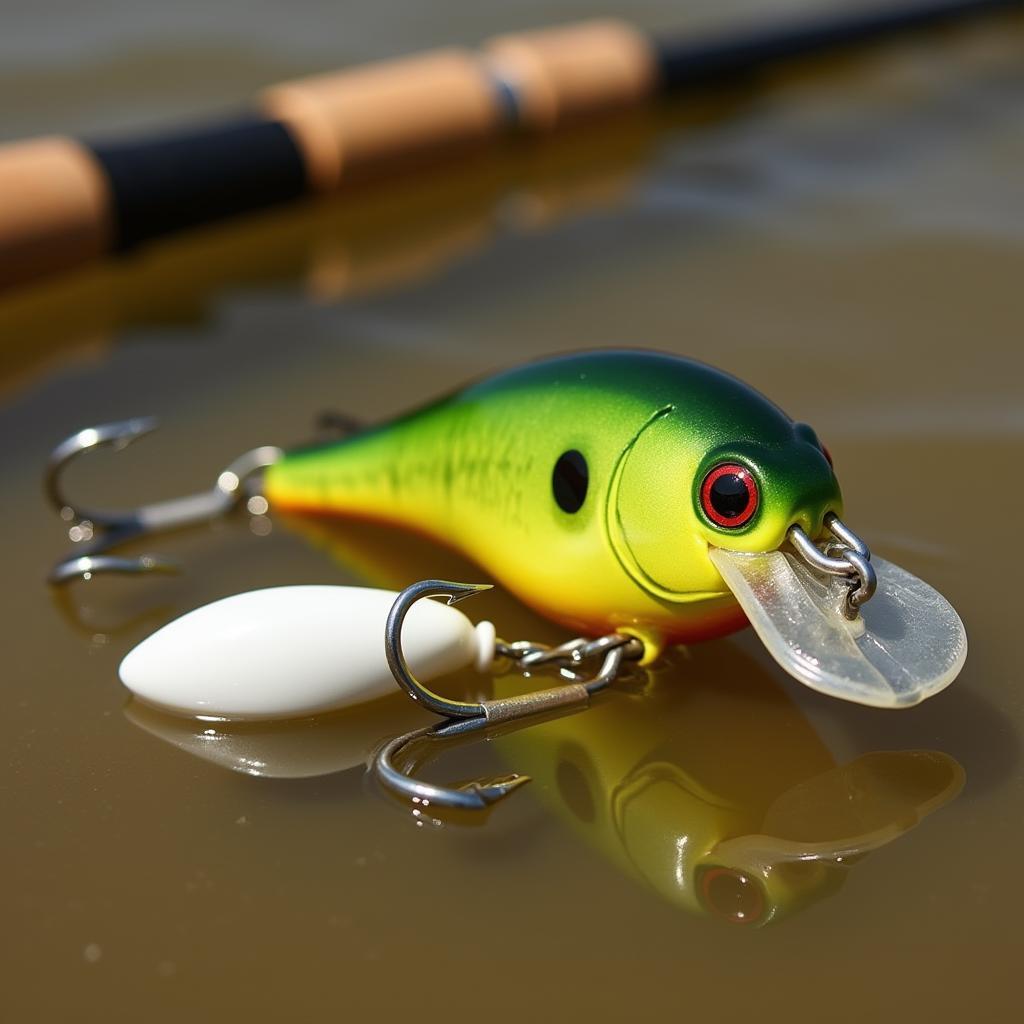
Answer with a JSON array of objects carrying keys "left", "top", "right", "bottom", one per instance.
[{"left": 708, "top": 545, "right": 968, "bottom": 708}]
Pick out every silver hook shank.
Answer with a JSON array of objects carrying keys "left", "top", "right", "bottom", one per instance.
[
  {"left": 46, "top": 418, "right": 282, "bottom": 583},
  {"left": 384, "top": 579, "right": 495, "bottom": 719}
]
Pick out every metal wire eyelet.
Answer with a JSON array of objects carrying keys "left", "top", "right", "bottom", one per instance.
[{"left": 787, "top": 513, "right": 877, "bottom": 619}]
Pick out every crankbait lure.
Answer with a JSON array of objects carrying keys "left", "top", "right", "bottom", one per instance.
[
  {"left": 49, "top": 351, "right": 966, "bottom": 806},
  {"left": 256, "top": 350, "right": 966, "bottom": 707}
]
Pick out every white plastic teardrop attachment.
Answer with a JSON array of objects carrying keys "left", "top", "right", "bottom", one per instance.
[
  {"left": 708, "top": 547, "right": 967, "bottom": 708},
  {"left": 118, "top": 585, "right": 496, "bottom": 720}
]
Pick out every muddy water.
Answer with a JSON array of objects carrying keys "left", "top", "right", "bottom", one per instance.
[{"left": 2, "top": 3, "right": 1023, "bottom": 1021}]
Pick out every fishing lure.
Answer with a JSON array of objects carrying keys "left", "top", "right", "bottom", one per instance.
[{"left": 49, "top": 351, "right": 967, "bottom": 806}]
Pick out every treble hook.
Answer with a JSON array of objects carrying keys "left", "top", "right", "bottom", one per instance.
[
  {"left": 45, "top": 418, "right": 283, "bottom": 584},
  {"left": 373, "top": 580, "right": 643, "bottom": 812}
]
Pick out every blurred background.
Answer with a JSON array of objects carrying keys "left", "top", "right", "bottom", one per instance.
[{"left": 1, "top": 2, "right": 1022, "bottom": 1022}]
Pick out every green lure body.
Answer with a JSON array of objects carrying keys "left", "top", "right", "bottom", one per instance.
[{"left": 264, "top": 350, "right": 841, "bottom": 657}]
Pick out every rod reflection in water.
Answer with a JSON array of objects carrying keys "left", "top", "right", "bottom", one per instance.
[
  {"left": 122, "top": 515, "right": 964, "bottom": 925},
  {"left": 5, "top": 19, "right": 1022, "bottom": 400},
  {"left": 0, "top": 100, "right": 721, "bottom": 400}
]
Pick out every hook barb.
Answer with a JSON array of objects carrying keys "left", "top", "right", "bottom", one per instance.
[{"left": 45, "top": 418, "right": 282, "bottom": 584}]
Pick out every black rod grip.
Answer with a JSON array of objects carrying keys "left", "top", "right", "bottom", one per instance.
[{"left": 88, "top": 117, "right": 308, "bottom": 251}]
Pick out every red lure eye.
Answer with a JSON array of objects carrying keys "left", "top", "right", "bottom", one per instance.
[
  {"left": 700, "top": 867, "right": 766, "bottom": 924},
  {"left": 700, "top": 463, "right": 758, "bottom": 528}
]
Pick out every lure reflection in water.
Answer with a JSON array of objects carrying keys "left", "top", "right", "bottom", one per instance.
[
  {"left": 125, "top": 639, "right": 963, "bottom": 926},
  {"left": 492, "top": 647, "right": 963, "bottom": 926},
  {"left": 125, "top": 693, "right": 435, "bottom": 780},
  {"left": 126, "top": 517, "right": 964, "bottom": 926}
]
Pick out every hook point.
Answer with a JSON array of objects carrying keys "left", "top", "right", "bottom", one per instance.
[
  {"left": 120, "top": 416, "right": 160, "bottom": 443},
  {"left": 471, "top": 773, "right": 532, "bottom": 806},
  {"left": 445, "top": 582, "right": 493, "bottom": 606}
]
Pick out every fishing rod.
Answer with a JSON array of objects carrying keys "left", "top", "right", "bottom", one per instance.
[{"left": 0, "top": 0, "right": 1019, "bottom": 292}]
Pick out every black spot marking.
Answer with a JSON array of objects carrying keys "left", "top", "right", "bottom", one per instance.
[{"left": 553, "top": 450, "right": 588, "bottom": 513}]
